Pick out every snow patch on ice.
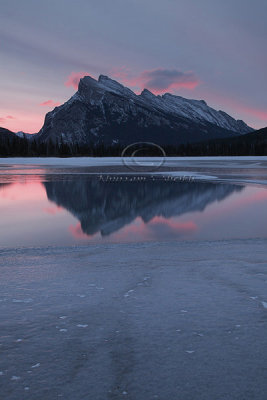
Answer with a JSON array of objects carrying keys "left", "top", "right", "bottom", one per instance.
[
  {"left": 11, "top": 376, "right": 21, "bottom": 380},
  {"left": 12, "top": 298, "right": 33, "bottom": 303},
  {"left": 124, "top": 289, "right": 134, "bottom": 298},
  {"left": 31, "top": 363, "right": 40, "bottom": 368}
]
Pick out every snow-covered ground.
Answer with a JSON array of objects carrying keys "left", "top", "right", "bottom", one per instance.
[{"left": 1, "top": 239, "right": 267, "bottom": 399}]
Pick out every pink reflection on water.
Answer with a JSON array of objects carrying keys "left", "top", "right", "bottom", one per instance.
[
  {"left": 0, "top": 181, "right": 44, "bottom": 201},
  {"left": 1, "top": 179, "right": 267, "bottom": 247},
  {"left": 198, "top": 186, "right": 267, "bottom": 220},
  {"left": 228, "top": 187, "right": 267, "bottom": 207},
  {"left": 111, "top": 217, "right": 197, "bottom": 242},
  {"left": 43, "top": 206, "right": 63, "bottom": 215},
  {"left": 69, "top": 216, "right": 197, "bottom": 242},
  {"left": 69, "top": 223, "right": 93, "bottom": 239}
]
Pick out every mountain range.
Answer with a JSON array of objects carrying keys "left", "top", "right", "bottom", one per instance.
[
  {"left": 1, "top": 74, "right": 266, "bottom": 155},
  {"left": 35, "top": 75, "right": 253, "bottom": 146}
]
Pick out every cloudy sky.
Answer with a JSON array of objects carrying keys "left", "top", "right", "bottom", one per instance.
[{"left": 0, "top": 0, "right": 266, "bottom": 133}]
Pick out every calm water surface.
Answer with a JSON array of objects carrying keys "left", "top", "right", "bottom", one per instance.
[{"left": 0, "top": 167, "right": 266, "bottom": 247}]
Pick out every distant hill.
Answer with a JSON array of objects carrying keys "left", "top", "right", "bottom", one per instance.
[
  {"left": 182, "top": 126, "right": 267, "bottom": 156},
  {"left": 230, "top": 126, "right": 267, "bottom": 145},
  {"left": 0, "top": 127, "right": 17, "bottom": 141},
  {"left": 0, "top": 127, "right": 31, "bottom": 156}
]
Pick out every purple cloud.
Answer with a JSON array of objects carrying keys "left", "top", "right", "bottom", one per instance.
[{"left": 139, "top": 69, "right": 200, "bottom": 93}]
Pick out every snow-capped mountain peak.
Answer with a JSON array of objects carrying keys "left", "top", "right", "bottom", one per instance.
[
  {"left": 98, "top": 74, "right": 136, "bottom": 97},
  {"left": 77, "top": 75, "right": 252, "bottom": 134},
  {"left": 37, "top": 74, "right": 253, "bottom": 146}
]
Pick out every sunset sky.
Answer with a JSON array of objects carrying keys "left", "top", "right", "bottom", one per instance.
[{"left": 0, "top": 0, "right": 266, "bottom": 133}]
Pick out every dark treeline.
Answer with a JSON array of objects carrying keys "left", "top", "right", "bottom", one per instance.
[
  {"left": 0, "top": 136, "right": 120, "bottom": 157},
  {"left": 0, "top": 131, "right": 267, "bottom": 157}
]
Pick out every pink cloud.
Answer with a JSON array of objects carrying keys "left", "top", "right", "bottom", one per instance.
[
  {"left": 64, "top": 71, "right": 92, "bottom": 89},
  {"left": 138, "top": 69, "right": 200, "bottom": 93},
  {"left": 64, "top": 68, "right": 200, "bottom": 94},
  {"left": 238, "top": 106, "right": 267, "bottom": 122},
  {"left": 0, "top": 115, "right": 15, "bottom": 123},
  {"left": 40, "top": 100, "right": 60, "bottom": 107}
]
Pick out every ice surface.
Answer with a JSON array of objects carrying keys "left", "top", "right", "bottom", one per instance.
[
  {"left": 1, "top": 157, "right": 267, "bottom": 186},
  {"left": 0, "top": 156, "right": 267, "bottom": 166},
  {"left": 1, "top": 239, "right": 267, "bottom": 399}
]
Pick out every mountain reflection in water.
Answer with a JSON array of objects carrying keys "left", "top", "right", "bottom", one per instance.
[{"left": 43, "top": 177, "right": 243, "bottom": 238}]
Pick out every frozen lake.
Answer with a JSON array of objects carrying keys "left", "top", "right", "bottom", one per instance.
[{"left": 0, "top": 158, "right": 267, "bottom": 399}]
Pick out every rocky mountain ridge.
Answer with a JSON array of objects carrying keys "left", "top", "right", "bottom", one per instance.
[{"left": 36, "top": 75, "right": 253, "bottom": 146}]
